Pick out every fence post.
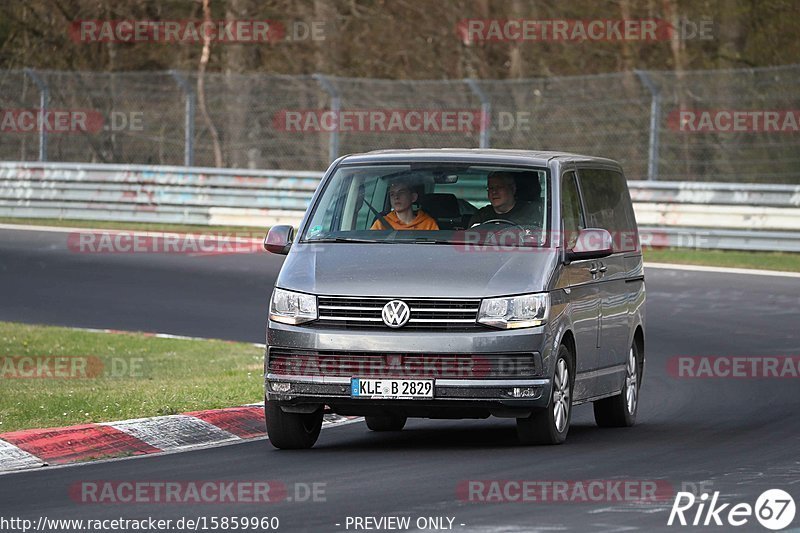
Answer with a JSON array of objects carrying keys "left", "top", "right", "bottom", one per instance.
[
  {"left": 313, "top": 73, "right": 340, "bottom": 162},
  {"left": 635, "top": 70, "right": 661, "bottom": 181},
  {"left": 169, "top": 70, "right": 196, "bottom": 167},
  {"left": 465, "top": 79, "right": 491, "bottom": 149},
  {"left": 23, "top": 68, "right": 49, "bottom": 162}
]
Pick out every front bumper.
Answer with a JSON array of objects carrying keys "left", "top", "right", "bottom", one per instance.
[
  {"left": 265, "top": 321, "right": 556, "bottom": 417},
  {"left": 265, "top": 376, "right": 551, "bottom": 417}
]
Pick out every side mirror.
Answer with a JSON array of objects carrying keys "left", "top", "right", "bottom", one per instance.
[
  {"left": 264, "top": 225, "right": 294, "bottom": 255},
  {"left": 565, "top": 228, "right": 613, "bottom": 262}
]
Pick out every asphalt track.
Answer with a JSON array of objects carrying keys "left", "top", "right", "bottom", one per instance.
[{"left": 1, "top": 227, "right": 799, "bottom": 532}]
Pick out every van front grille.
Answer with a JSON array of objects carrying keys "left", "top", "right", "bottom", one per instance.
[{"left": 313, "top": 296, "right": 482, "bottom": 331}]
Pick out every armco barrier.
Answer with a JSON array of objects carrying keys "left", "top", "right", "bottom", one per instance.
[
  {"left": 1, "top": 162, "right": 798, "bottom": 252},
  {"left": 0, "top": 162, "right": 320, "bottom": 227}
]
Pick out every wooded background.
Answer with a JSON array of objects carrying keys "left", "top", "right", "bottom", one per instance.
[{"left": 2, "top": 0, "right": 799, "bottom": 78}]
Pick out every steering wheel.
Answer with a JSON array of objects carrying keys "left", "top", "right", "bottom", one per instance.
[{"left": 470, "top": 218, "right": 527, "bottom": 233}]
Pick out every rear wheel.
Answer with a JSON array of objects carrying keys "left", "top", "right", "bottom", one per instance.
[
  {"left": 264, "top": 399, "right": 323, "bottom": 449},
  {"left": 365, "top": 414, "right": 407, "bottom": 431},
  {"left": 593, "top": 342, "right": 640, "bottom": 427},
  {"left": 516, "top": 345, "right": 573, "bottom": 445}
]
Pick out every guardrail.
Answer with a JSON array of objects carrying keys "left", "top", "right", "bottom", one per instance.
[
  {"left": 0, "top": 162, "right": 320, "bottom": 227},
  {"left": 1, "top": 162, "right": 798, "bottom": 252}
]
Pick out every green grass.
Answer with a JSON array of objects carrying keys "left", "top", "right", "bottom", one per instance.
[
  {"left": 0, "top": 322, "right": 264, "bottom": 433},
  {"left": 0, "top": 217, "right": 268, "bottom": 235},
  {"left": 644, "top": 248, "right": 800, "bottom": 273}
]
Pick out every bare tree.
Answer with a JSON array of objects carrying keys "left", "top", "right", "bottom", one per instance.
[{"left": 197, "top": 0, "right": 223, "bottom": 167}]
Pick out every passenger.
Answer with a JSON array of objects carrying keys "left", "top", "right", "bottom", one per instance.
[
  {"left": 469, "top": 171, "right": 540, "bottom": 227},
  {"left": 370, "top": 181, "right": 439, "bottom": 230}
]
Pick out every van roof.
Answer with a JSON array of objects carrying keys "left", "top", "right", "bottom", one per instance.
[{"left": 339, "top": 148, "right": 620, "bottom": 168}]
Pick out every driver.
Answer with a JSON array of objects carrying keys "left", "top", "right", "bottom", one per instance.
[
  {"left": 468, "top": 171, "right": 540, "bottom": 227},
  {"left": 370, "top": 180, "right": 439, "bottom": 230}
]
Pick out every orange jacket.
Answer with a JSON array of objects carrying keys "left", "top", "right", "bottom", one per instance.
[{"left": 370, "top": 210, "right": 439, "bottom": 230}]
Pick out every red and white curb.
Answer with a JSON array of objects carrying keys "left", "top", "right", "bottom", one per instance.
[
  {"left": 0, "top": 406, "right": 358, "bottom": 473},
  {"left": 0, "top": 328, "right": 275, "bottom": 473},
  {"left": 0, "top": 439, "right": 42, "bottom": 470}
]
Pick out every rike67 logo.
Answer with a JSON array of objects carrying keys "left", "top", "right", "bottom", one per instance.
[{"left": 668, "top": 489, "right": 796, "bottom": 530}]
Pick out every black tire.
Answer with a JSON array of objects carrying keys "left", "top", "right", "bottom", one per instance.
[
  {"left": 516, "top": 344, "right": 574, "bottom": 445},
  {"left": 365, "top": 414, "right": 407, "bottom": 431},
  {"left": 593, "top": 341, "right": 641, "bottom": 428},
  {"left": 264, "top": 399, "right": 323, "bottom": 449}
]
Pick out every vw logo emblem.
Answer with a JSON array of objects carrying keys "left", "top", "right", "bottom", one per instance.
[{"left": 382, "top": 300, "right": 410, "bottom": 328}]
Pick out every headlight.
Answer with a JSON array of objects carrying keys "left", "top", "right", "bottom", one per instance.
[
  {"left": 478, "top": 293, "right": 549, "bottom": 329},
  {"left": 269, "top": 288, "right": 317, "bottom": 325}
]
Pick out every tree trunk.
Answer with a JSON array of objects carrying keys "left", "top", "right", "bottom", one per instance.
[{"left": 197, "top": 0, "right": 224, "bottom": 167}]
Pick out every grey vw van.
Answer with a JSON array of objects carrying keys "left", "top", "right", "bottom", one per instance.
[{"left": 263, "top": 150, "right": 645, "bottom": 449}]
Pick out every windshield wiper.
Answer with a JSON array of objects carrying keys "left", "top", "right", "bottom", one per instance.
[
  {"left": 407, "top": 237, "right": 543, "bottom": 247},
  {"left": 394, "top": 238, "right": 480, "bottom": 245},
  {"left": 408, "top": 238, "right": 460, "bottom": 244},
  {"left": 303, "top": 237, "right": 388, "bottom": 244}
]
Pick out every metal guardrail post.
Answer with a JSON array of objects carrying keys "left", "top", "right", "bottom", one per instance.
[
  {"left": 635, "top": 70, "right": 661, "bottom": 181},
  {"left": 465, "top": 79, "right": 491, "bottom": 149},
  {"left": 313, "top": 74, "right": 340, "bottom": 162},
  {"left": 23, "top": 68, "right": 49, "bottom": 162},
  {"left": 169, "top": 71, "right": 196, "bottom": 167}
]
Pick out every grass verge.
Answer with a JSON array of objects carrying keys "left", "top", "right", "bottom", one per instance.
[
  {"left": 0, "top": 322, "right": 264, "bottom": 433},
  {"left": 644, "top": 248, "right": 800, "bottom": 273},
  {"left": 0, "top": 217, "right": 267, "bottom": 235}
]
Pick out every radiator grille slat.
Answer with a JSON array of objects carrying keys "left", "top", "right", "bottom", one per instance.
[{"left": 314, "top": 296, "right": 482, "bottom": 331}]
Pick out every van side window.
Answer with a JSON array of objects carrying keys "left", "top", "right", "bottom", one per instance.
[
  {"left": 561, "top": 172, "right": 584, "bottom": 249},
  {"left": 578, "top": 169, "right": 638, "bottom": 252}
]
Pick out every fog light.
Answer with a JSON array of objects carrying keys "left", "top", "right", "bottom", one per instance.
[
  {"left": 513, "top": 387, "right": 536, "bottom": 398},
  {"left": 271, "top": 382, "right": 291, "bottom": 393}
]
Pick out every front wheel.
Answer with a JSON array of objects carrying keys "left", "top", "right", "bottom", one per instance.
[
  {"left": 264, "top": 399, "right": 323, "bottom": 449},
  {"left": 593, "top": 342, "right": 640, "bottom": 427},
  {"left": 516, "top": 345, "right": 573, "bottom": 445}
]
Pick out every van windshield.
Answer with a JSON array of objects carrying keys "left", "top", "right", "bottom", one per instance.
[{"left": 300, "top": 164, "right": 550, "bottom": 246}]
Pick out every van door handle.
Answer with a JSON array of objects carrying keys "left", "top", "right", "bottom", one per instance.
[
  {"left": 588, "top": 265, "right": 598, "bottom": 274},
  {"left": 598, "top": 263, "right": 608, "bottom": 273}
]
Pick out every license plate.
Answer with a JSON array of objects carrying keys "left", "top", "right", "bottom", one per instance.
[{"left": 351, "top": 378, "right": 434, "bottom": 399}]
